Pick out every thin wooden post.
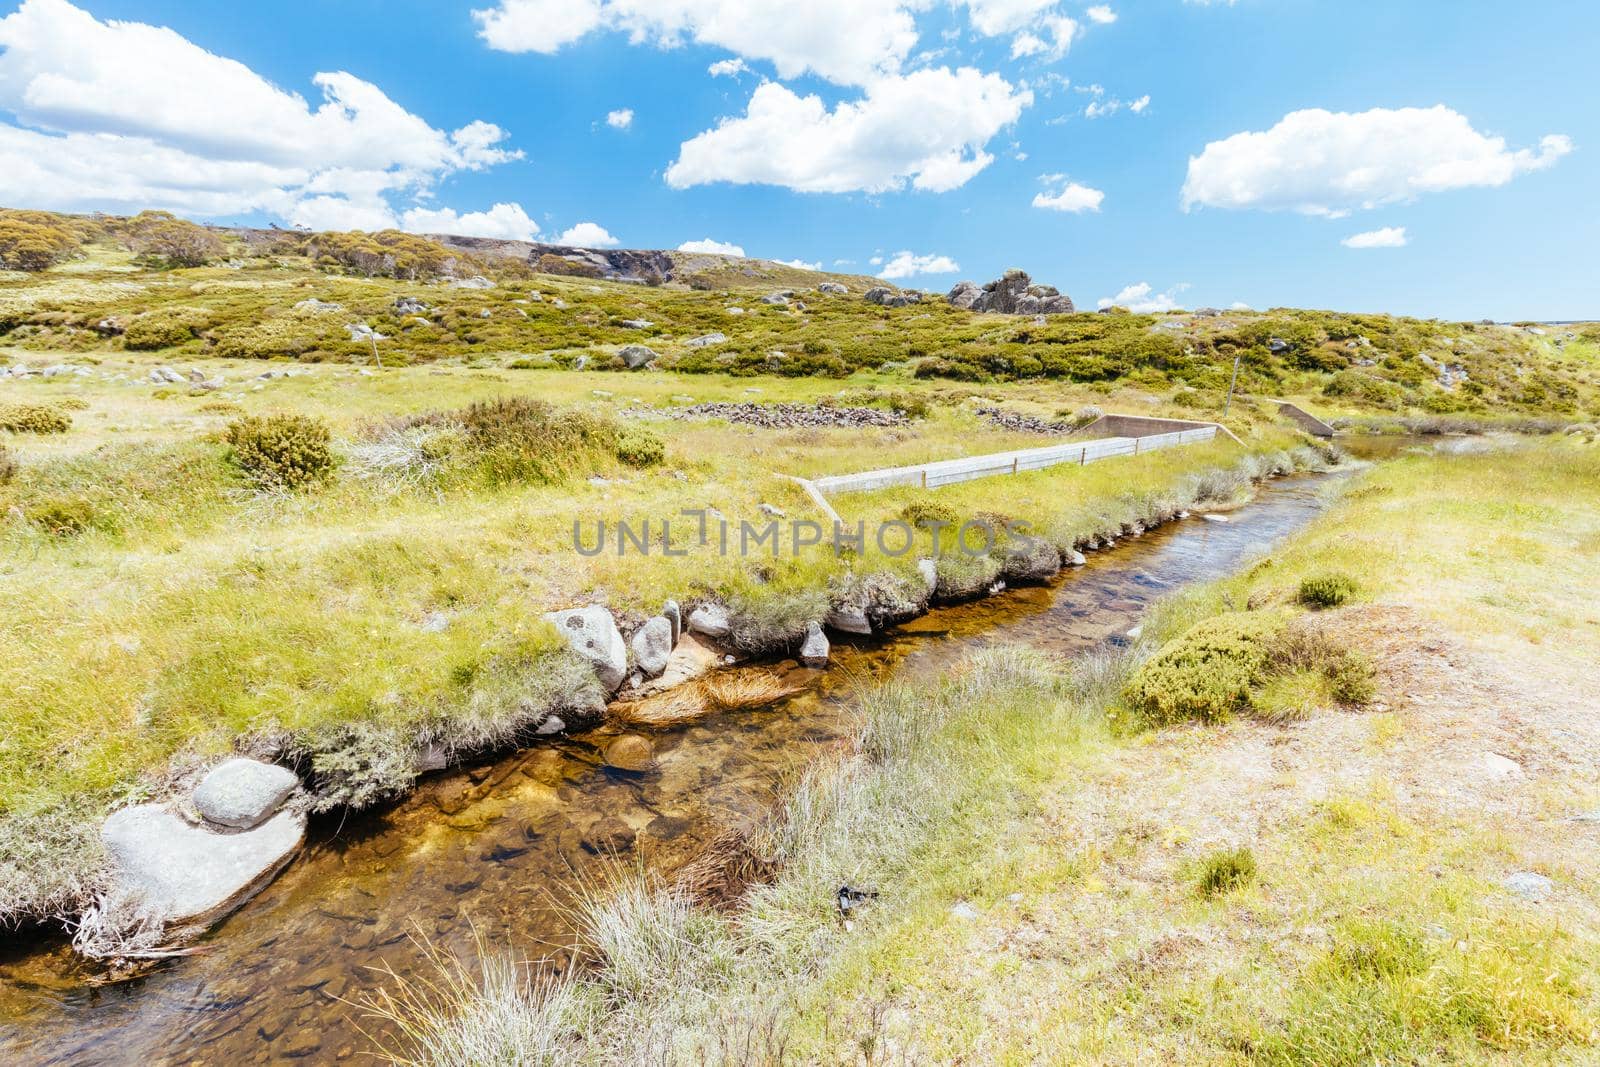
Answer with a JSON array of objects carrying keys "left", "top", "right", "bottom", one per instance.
[
  {"left": 1134, "top": 436, "right": 1141, "bottom": 455},
  {"left": 1012, "top": 456, "right": 1019, "bottom": 475},
  {"left": 921, "top": 469, "right": 927, "bottom": 488}
]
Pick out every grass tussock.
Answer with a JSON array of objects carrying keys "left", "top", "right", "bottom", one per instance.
[{"left": 1196, "top": 846, "right": 1258, "bottom": 896}]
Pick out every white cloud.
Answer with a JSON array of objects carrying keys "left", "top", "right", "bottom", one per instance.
[
  {"left": 678, "top": 237, "right": 745, "bottom": 256},
  {"left": 1182, "top": 106, "right": 1573, "bottom": 217},
  {"left": 708, "top": 57, "right": 749, "bottom": 77},
  {"left": 1129, "top": 94, "right": 1150, "bottom": 113},
  {"left": 777, "top": 258, "right": 822, "bottom": 270},
  {"left": 1096, "top": 281, "right": 1190, "bottom": 313},
  {"left": 1084, "top": 91, "right": 1148, "bottom": 119},
  {"left": 667, "top": 67, "right": 1031, "bottom": 194},
  {"left": 1009, "top": 15, "right": 1079, "bottom": 61},
  {"left": 877, "top": 251, "right": 959, "bottom": 279},
  {"left": 557, "top": 221, "right": 620, "bottom": 247},
  {"left": 1341, "top": 225, "right": 1408, "bottom": 249},
  {"left": 1085, "top": 5, "right": 1117, "bottom": 24},
  {"left": 1033, "top": 180, "right": 1104, "bottom": 212},
  {"left": 965, "top": 0, "right": 1056, "bottom": 35},
  {"left": 0, "top": 0, "right": 521, "bottom": 227},
  {"left": 605, "top": 108, "right": 634, "bottom": 129},
  {"left": 402, "top": 202, "right": 541, "bottom": 240},
  {"left": 1229, "top": 301, "right": 1252, "bottom": 310},
  {"left": 475, "top": 0, "right": 919, "bottom": 87}
]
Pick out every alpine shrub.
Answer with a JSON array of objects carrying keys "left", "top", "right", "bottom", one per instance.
[{"left": 225, "top": 413, "right": 335, "bottom": 490}]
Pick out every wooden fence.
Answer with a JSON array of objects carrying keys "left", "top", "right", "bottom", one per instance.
[{"left": 810, "top": 426, "right": 1219, "bottom": 496}]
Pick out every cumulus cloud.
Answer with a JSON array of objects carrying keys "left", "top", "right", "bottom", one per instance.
[
  {"left": 964, "top": 0, "right": 1057, "bottom": 35},
  {"left": 1084, "top": 91, "right": 1148, "bottom": 119},
  {"left": 708, "top": 58, "right": 749, "bottom": 77},
  {"left": 1341, "top": 226, "right": 1408, "bottom": 249},
  {"left": 877, "top": 251, "right": 959, "bottom": 279},
  {"left": 402, "top": 202, "right": 540, "bottom": 240},
  {"left": 605, "top": 108, "right": 634, "bottom": 129},
  {"left": 778, "top": 258, "right": 822, "bottom": 270},
  {"left": 1033, "top": 179, "right": 1104, "bottom": 212},
  {"left": 1182, "top": 106, "right": 1573, "bottom": 217},
  {"left": 1086, "top": 5, "right": 1117, "bottom": 23},
  {"left": 474, "top": 0, "right": 919, "bottom": 87},
  {"left": 678, "top": 237, "right": 745, "bottom": 256},
  {"left": 557, "top": 221, "right": 620, "bottom": 247},
  {"left": 0, "top": 0, "right": 521, "bottom": 227},
  {"left": 1096, "top": 281, "right": 1190, "bottom": 313},
  {"left": 667, "top": 67, "right": 1030, "bottom": 194}
]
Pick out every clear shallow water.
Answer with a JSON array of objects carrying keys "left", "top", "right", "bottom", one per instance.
[{"left": 0, "top": 470, "right": 1346, "bottom": 1065}]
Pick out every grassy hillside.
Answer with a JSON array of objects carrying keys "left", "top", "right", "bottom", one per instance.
[{"left": 2, "top": 209, "right": 1597, "bottom": 424}]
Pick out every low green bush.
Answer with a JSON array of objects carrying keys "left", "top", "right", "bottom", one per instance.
[
  {"left": 899, "top": 498, "right": 959, "bottom": 528},
  {"left": 124, "top": 310, "right": 207, "bottom": 350},
  {"left": 0, "top": 404, "right": 71, "bottom": 434},
  {"left": 1197, "top": 846, "right": 1257, "bottom": 896},
  {"left": 1327, "top": 650, "right": 1377, "bottom": 705},
  {"left": 225, "top": 413, "right": 335, "bottom": 490},
  {"left": 29, "top": 494, "right": 96, "bottom": 536},
  {"left": 460, "top": 396, "right": 619, "bottom": 486},
  {"left": 1298, "top": 572, "right": 1357, "bottom": 608},
  {"left": 614, "top": 425, "right": 665, "bottom": 468},
  {"left": 1123, "top": 611, "right": 1283, "bottom": 726}
]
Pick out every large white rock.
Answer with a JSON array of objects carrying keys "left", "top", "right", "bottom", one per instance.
[
  {"left": 101, "top": 805, "right": 305, "bottom": 928},
  {"left": 631, "top": 616, "right": 674, "bottom": 677},
  {"left": 687, "top": 603, "right": 731, "bottom": 639},
  {"left": 545, "top": 605, "right": 628, "bottom": 691},
  {"left": 191, "top": 758, "right": 299, "bottom": 829}
]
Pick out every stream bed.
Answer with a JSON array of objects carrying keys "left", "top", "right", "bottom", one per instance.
[{"left": 0, "top": 463, "right": 1368, "bottom": 1064}]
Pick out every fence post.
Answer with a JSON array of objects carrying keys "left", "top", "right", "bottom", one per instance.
[{"left": 921, "top": 469, "right": 927, "bottom": 489}]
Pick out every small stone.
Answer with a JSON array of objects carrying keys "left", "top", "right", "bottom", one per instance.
[
  {"left": 950, "top": 901, "right": 980, "bottom": 920},
  {"left": 631, "top": 616, "right": 673, "bottom": 677},
  {"left": 758, "top": 503, "right": 785, "bottom": 518},
  {"left": 687, "top": 604, "right": 731, "bottom": 639},
  {"left": 191, "top": 758, "right": 300, "bottom": 830},
  {"left": 685, "top": 332, "right": 729, "bottom": 348},
  {"left": 619, "top": 319, "right": 654, "bottom": 329},
  {"left": 535, "top": 714, "right": 566, "bottom": 736},
  {"left": 1503, "top": 872, "right": 1553, "bottom": 900},
  {"left": 800, "top": 621, "right": 830, "bottom": 668},
  {"left": 917, "top": 558, "right": 939, "bottom": 595},
  {"left": 1475, "top": 752, "right": 1524, "bottom": 780},
  {"left": 825, "top": 606, "right": 871, "bottom": 635},
  {"left": 604, "top": 735, "right": 655, "bottom": 773},
  {"left": 1068, "top": 550, "right": 1087, "bottom": 566},
  {"left": 1202, "top": 513, "right": 1230, "bottom": 523},
  {"left": 662, "top": 600, "right": 682, "bottom": 645}
]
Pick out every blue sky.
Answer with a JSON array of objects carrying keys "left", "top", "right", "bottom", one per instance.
[{"left": 1, "top": 0, "right": 1595, "bottom": 320}]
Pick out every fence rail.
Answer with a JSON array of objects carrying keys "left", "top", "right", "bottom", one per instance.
[{"left": 811, "top": 426, "right": 1218, "bottom": 496}]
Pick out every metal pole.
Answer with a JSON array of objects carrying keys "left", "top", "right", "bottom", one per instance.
[{"left": 1223, "top": 352, "right": 1241, "bottom": 417}]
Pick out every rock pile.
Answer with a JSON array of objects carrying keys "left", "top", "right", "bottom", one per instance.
[
  {"left": 654, "top": 402, "right": 909, "bottom": 429},
  {"left": 973, "top": 406, "right": 1077, "bottom": 435},
  {"left": 947, "top": 269, "right": 1074, "bottom": 315}
]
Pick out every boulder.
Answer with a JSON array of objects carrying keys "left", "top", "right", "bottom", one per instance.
[
  {"left": 101, "top": 805, "right": 305, "bottom": 928},
  {"left": 1268, "top": 337, "right": 1291, "bottom": 354},
  {"left": 825, "top": 606, "right": 872, "bottom": 635},
  {"left": 1001, "top": 538, "right": 1061, "bottom": 584},
  {"left": 865, "top": 286, "right": 921, "bottom": 308},
  {"left": 917, "top": 558, "right": 939, "bottom": 596},
  {"left": 292, "top": 298, "right": 342, "bottom": 313},
  {"left": 619, "top": 319, "right": 654, "bottom": 329},
  {"left": 946, "top": 269, "right": 1073, "bottom": 315},
  {"left": 618, "top": 345, "right": 658, "bottom": 370},
  {"left": 758, "top": 293, "right": 789, "bottom": 306},
  {"left": 345, "top": 323, "right": 388, "bottom": 342},
  {"left": 816, "top": 282, "right": 849, "bottom": 295},
  {"left": 604, "top": 735, "right": 656, "bottom": 773},
  {"left": 800, "top": 621, "right": 830, "bottom": 668},
  {"left": 662, "top": 599, "right": 682, "bottom": 645},
  {"left": 684, "top": 332, "right": 728, "bottom": 348},
  {"left": 544, "top": 605, "right": 628, "bottom": 691},
  {"left": 191, "top": 758, "right": 299, "bottom": 830},
  {"left": 393, "top": 296, "right": 431, "bottom": 315},
  {"left": 451, "top": 275, "right": 495, "bottom": 290},
  {"left": 1503, "top": 871, "right": 1553, "bottom": 901},
  {"left": 687, "top": 603, "right": 731, "bottom": 638},
  {"left": 630, "top": 616, "right": 673, "bottom": 677}
]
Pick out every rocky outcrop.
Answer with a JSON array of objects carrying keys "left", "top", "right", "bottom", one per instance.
[
  {"left": 684, "top": 332, "right": 728, "bottom": 348},
  {"left": 192, "top": 759, "right": 299, "bottom": 830},
  {"left": 544, "top": 606, "right": 628, "bottom": 692},
  {"left": 865, "top": 286, "right": 922, "bottom": 308},
  {"left": 947, "top": 269, "right": 1073, "bottom": 315},
  {"left": 816, "top": 282, "right": 849, "bottom": 295}
]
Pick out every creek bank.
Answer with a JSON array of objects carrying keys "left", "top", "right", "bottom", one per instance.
[{"left": 64, "top": 443, "right": 1335, "bottom": 960}]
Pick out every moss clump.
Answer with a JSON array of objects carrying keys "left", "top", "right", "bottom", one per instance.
[
  {"left": 225, "top": 413, "right": 335, "bottom": 490},
  {"left": 899, "top": 498, "right": 959, "bottom": 528},
  {"left": 0, "top": 442, "right": 14, "bottom": 485},
  {"left": 1298, "top": 572, "right": 1357, "bottom": 608},
  {"left": 1123, "top": 611, "right": 1283, "bottom": 725},
  {"left": 124, "top": 309, "right": 208, "bottom": 350},
  {"left": 615, "top": 424, "right": 665, "bottom": 468},
  {"left": 460, "top": 396, "right": 619, "bottom": 486},
  {"left": 1197, "top": 846, "right": 1257, "bottom": 896},
  {"left": 0, "top": 404, "right": 71, "bottom": 434}
]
